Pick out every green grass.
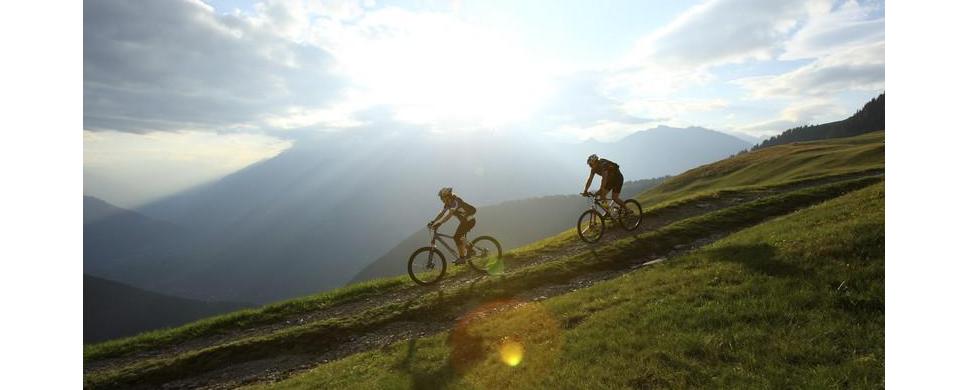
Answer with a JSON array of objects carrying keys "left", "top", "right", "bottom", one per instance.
[
  {"left": 84, "top": 131, "right": 885, "bottom": 374},
  {"left": 84, "top": 275, "right": 411, "bottom": 361},
  {"left": 85, "top": 176, "right": 882, "bottom": 389},
  {"left": 639, "top": 131, "right": 884, "bottom": 207},
  {"left": 256, "top": 182, "right": 884, "bottom": 389},
  {"left": 84, "top": 173, "right": 877, "bottom": 365}
]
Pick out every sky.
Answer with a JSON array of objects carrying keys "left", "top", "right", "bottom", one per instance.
[{"left": 83, "top": 0, "right": 885, "bottom": 207}]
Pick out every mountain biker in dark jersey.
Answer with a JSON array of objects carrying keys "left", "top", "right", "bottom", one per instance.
[
  {"left": 428, "top": 187, "right": 477, "bottom": 265},
  {"left": 582, "top": 154, "right": 627, "bottom": 212}
]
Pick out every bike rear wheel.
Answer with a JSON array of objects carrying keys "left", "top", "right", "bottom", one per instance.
[
  {"left": 577, "top": 210, "right": 605, "bottom": 243},
  {"left": 467, "top": 236, "right": 503, "bottom": 274},
  {"left": 618, "top": 199, "right": 643, "bottom": 231},
  {"left": 407, "top": 247, "right": 447, "bottom": 285}
]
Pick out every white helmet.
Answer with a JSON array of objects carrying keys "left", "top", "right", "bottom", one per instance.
[{"left": 438, "top": 187, "right": 453, "bottom": 197}]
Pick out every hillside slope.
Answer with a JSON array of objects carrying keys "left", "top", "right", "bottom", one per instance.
[
  {"left": 83, "top": 132, "right": 883, "bottom": 389},
  {"left": 639, "top": 131, "right": 883, "bottom": 207},
  {"left": 753, "top": 93, "right": 884, "bottom": 150},
  {"left": 84, "top": 275, "right": 251, "bottom": 343},
  {"left": 265, "top": 182, "right": 883, "bottom": 389}
]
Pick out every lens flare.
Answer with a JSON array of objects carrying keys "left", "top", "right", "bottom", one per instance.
[
  {"left": 499, "top": 338, "right": 524, "bottom": 367},
  {"left": 485, "top": 258, "right": 505, "bottom": 275},
  {"left": 448, "top": 299, "right": 563, "bottom": 386}
]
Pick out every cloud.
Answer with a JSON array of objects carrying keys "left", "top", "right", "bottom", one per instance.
[
  {"left": 523, "top": 71, "right": 667, "bottom": 141},
  {"left": 315, "top": 6, "right": 554, "bottom": 131},
  {"left": 735, "top": 1, "right": 884, "bottom": 99},
  {"left": 621, "top": 98, "right": 728, "bottom": 122},
  {"left": 630, "top": 0, "right": 803, "bottom": 69},
  {"left": 531, "top": 71, "right": 652, "bottom": 126},
  {"left": 606, "top": 0, "right": 811, "bottom": 97},
  {"left": 547, "top": 120, "right": 658, "bottom": 142},
  {"left": 738, "top": 98, "right": 848, "bottom": 135},
  {"left": 84, "top": 0, "right": 345, "bottom": 133},
  {"left": 781, "top": 0, "right": 884, "bottom": 61},
  {"left": 737, "top": 44, "right": 884, "bottom": 98}
]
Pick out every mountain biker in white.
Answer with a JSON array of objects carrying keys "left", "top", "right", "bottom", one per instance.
[
  {"left": 582, "top": 154, "right": 627, "bottom": 212},
  {"left": 427, "top": 187, "right": 477, "bottom": 265}
]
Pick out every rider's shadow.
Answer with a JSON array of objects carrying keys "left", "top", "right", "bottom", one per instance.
[{"left": 395, "top": 325, "right": 487, "bottom": 390}]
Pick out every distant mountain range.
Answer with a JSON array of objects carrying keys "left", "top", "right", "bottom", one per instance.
[
  {"left": 84, "top": 196, "right": 192, "bottom": 285},
  {"left": 84, "top": 274, "right": 251, "bottom": 342},
  {"left": 86, "top": 126, "right": 750, "bottom": 304}
]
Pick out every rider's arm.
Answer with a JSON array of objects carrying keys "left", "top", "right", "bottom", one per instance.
[
  {"left": 429, "top": 207, "right": 447, "bottom": 226},
  {"left": 434, "top": 210, "right": 454, "bottom": 227},
  {"left": 598, "top": 171, "right": 609, "bottom": 199},
  {"left": 583, "top": 169, "right": 595, "bottom": 194}
]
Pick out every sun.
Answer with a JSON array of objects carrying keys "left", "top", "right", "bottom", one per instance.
[{"left": 333, "top": 11, "right": 552, "bottom": 129}]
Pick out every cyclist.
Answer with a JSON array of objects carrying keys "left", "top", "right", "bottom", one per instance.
[
  {"left": 582, "top": 154, "right": 627, "bottom": 213},
  {"left": 428, "top": 187, "right": 477, "bottom": 264}
]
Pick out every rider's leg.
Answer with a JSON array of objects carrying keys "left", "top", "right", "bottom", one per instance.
[
  {"left": 611, "top": 190, "right": 623, "bottom": 207},
  {"left": 454, "top": 218, "right": 474, "bottom": 261},
  {"left": 456, "top": 236, "right": 467, "bottom": 258},
  {"left": 611, "top": 173, "right": 626, "bottom": 212}
]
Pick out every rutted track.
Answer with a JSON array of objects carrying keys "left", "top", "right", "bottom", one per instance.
[{"left": 84, "top": 171, "right": 883, "bottom": 389}]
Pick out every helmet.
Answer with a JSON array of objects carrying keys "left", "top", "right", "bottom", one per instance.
[
  {"left": 587, "top": 154, "right": 599, "bottom": 165},
  {"left": 438, "top": 187, "right": 453, "bottom": 198}
]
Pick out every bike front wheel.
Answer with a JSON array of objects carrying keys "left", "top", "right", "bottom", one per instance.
[
  {"left": 467, "top": 236, "right": 503, "bottom": 274},
  {"left": 577, "top": 210, "right": 605, "bottom": 243},
  {"left": 408, "top": 247, "right": 447, "bottom": 285},
  {"left": 618, "top": 199, "right": 643, "bottom": 231}
]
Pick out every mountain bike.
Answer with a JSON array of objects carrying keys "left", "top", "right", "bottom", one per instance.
[
  {"left": 576, "top": 193, "right": 643, "bottom": 243},
  {"left": 407, "top": 227, "right": 503, "bottom": 285}
]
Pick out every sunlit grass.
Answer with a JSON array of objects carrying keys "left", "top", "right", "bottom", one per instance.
[
  {"left": 85, "top": 176, "right": 882, "bottom": 389},
  {"left": 84, "top": 275, "right": 411, "bottom": 361},
  {"left": 638, "top": 131, "right": 884, "bottom": 207},
  {"left": 255, "top": 182, "right": 884, "bottom": 389}
]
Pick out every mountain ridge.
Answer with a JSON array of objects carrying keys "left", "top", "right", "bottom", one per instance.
[
  {"left": 752, "top": 93, "right": 885, "bottom": 150},
  {"left": 84, "top": 274, "right": 251, "bottom": 343}
]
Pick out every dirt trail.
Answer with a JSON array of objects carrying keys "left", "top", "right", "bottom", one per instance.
[{"left": 85, "top": 170, "right": 883, "bottom": 389}]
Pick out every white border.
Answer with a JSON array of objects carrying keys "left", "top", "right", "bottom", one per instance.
[
  {"left": 888, "top": 0, "right": 968, "bottom": 387},
  {"left": 0, "top": 1, "right": 82, "bottom": 388}
]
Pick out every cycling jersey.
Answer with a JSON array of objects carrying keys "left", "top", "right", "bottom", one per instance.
[
  {"left": 445, "top": 195, "right": 476, "bottom": 222},
  {"left": 594, "top": 158, "right": 624, "bottom": 194},
  {"left": 593, "top": 158, "right": 621, "bottom": 177}
]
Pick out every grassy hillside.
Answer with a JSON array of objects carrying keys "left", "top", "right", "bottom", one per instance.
[
  {"left": 258, "top": 182, "right": 884, "bottom": 389},
  {"left": 639, "top": 131, "right": 883, "bottom": 207},
  {"left": 83, "top": 131, "right": 884, "bottom": 389},
  {"left": 753, "top": 93, "right": 884, "bottom": 150},
  {"left": 84, "top": 177, "right": 882, "bottom": 389}
]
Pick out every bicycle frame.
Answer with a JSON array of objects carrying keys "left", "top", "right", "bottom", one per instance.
[
  {"left": 429, "top": 230, "right": 462, "bottom": 261},
  {"left": 586, "top": 196, "right": 621, "bottom": 220}
]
